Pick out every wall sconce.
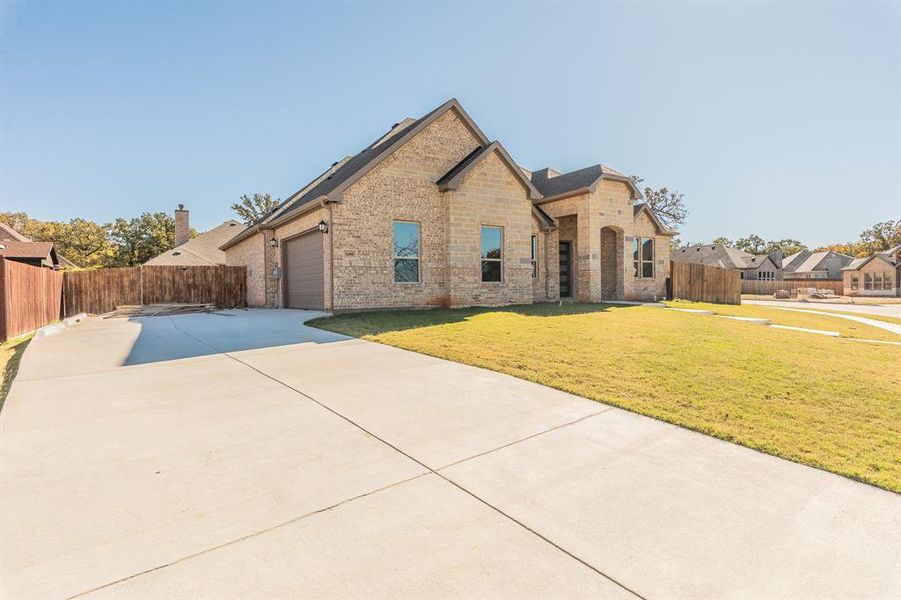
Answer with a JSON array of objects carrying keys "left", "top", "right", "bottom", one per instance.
[
  {"left": 318, "top": 220, "right": 329, "bottom": 234},
  {"left": 270, "top": 238, "right": 279, "bottom": 248}
]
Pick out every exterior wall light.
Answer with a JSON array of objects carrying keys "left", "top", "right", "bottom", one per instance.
[
  {"left": 318, "top": 220, "right": 329, "bottom": 234},
  {"left": 270, "top": 238, "right": 279, "bottom": 248}
]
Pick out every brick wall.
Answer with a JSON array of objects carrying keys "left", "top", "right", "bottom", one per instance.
[{"left": 224, "top": 233, "right": 266, "bottom": 306}]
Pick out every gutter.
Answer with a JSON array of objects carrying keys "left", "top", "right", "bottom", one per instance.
[{"left": 533, "top": 187, "right": 591, "bottom": 205}]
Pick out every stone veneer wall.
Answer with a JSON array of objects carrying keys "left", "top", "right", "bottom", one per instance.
[
  {"left": 224, "top": 233, "right": 267, "bottom": 307},
  {"left": 844, "top": 258, "right": 899, "bottom": 297},
  {"left": 329, "top": 108, "right": 480, "bottom": 310},
  {"left": 445, "top": 150, "right": 537, "bottom": 307}
]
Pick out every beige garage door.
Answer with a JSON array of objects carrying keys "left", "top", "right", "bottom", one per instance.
[{"left": 283, "top": 231, "right": 324, "bottom": 309}]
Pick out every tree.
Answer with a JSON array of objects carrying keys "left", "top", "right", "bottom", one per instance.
[
  {"left": 858, "top": 220, "right": 901, "bottom": 255},
  {"left": 107, "top": 212, "right": 178, "bottom": 266},
  {"left": 711, "top": 236, "right": 733, "bottom": 247},
  {"left": 232, "top": 193, "right": 280, "bottom": 225},
  {"left": 628, "top": 176, "right": 688, "bottom": 230},
  {"left": 0, "top": 212, "right": 115, "bottom": 267},
  {"left": 764, "top": 239, "right": 807, "bottom": 256},
  {"left": 734, "top": 234, "right": 767, "bottom": 255}
]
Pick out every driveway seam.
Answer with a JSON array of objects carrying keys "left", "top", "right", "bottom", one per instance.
[
  {"left": 66, "top": 472, "right": 431, "bottom": 599},
  {"left": 166, "top": 319, "right": 648, "bottom": 600}
]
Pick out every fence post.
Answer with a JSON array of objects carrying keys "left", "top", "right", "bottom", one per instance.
[{"left": 140, "top": 265, "right": 144, "bottom": 305}]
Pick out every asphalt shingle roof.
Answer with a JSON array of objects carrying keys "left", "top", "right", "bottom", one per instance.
[{"left": 145, "top": 221, "right": 242, "bottom": 266}]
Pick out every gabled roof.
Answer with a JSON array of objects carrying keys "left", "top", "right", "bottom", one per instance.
[
  {"left": 841, "top": 249, "right": 900, "bottom": 271},
  {"left": 791, "top": 251, "right": 829, "bottom": 274},
  {"left": 674, "top": 244, "right": 754, "bottom": 269},
  {"left": 145, "top": 220, "right": 241, "bottom": 266},
  {"left": 781, "top": 251, "right": 805, "bottom": 270},
  {"left": 222, "top": 98, "right": 491, "bottom": 250},
  {"left": 632, "top": 203, "right": 677, "bottom": 236},
  {"left": 0, "top": 222, "right": 30, "bottom": 242},
  {"left": 531, "top": 164, "right": 642, "bottom": 201},
  {"left": 436, "top": 141, "right": 541, "bottom": 200},
  {"left": 0, "top": 241, "right": 59, "bottom": 265}
]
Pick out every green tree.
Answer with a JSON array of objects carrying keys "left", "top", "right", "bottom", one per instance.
[
  {"left": 628, "top": 176, "right": 688, "bottom": 230},
  {"left": 858, "top": 220, "right": 901, "bottom": 254},
  {"left": 232, "top": 193, "right": 280, "bottom": 225},
  {"left": 764, "top": 239, "right": 807, "bottom": 256},
  {"left": 734, "top": 234, "right": 767, "bottom": 255},
  {"left": 711, "top": 236, "right": 733, "bottom": 246},
  {"left": 107, "top": 212, "right": 177, "bottom": 266}
]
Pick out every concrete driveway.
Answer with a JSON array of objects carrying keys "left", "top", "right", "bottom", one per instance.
[{"left": 2, "top": 310, "right": 899, "bottom": 599}]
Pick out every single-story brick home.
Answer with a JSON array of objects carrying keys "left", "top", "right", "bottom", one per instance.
[
  {"left": 221, "top": 99, "right": 676, "bottom": 310},
  {"left": 841, "top": 244, "right": 900, "bottom": 297}
]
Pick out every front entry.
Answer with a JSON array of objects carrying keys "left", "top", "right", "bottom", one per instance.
[{"left": 559, "top": 241, "right": 572, "bottom": 298}]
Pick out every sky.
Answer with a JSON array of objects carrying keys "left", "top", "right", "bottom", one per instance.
[{"left": 1, "top": 1, "right": 899, "bottom": 248}]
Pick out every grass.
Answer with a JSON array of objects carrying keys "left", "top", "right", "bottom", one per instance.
[
  {"left": 0, "top": 334, "right": 32, "bottom": 413},
  {"left": 666, "top": 300, "right": 901, "bottom": 340},
  {"left": 310, "top": 303, "right": 901, "bottom": 492},
  {"left": 790, "top": 308, "right": 901, "bottom": 327}
]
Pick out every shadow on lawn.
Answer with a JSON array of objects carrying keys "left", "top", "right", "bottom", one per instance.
[{"left": 307, "top": 302, "right": 640, "bottom": 337}]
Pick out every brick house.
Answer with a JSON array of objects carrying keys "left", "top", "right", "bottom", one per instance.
[
  {"left": 841, "top": 244, "right": 900, "bottom": 297},
  {"left": 221, "top": 99, "right": 676, "bottom": 310}
]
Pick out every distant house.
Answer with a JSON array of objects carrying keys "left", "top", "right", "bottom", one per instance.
[
  {"left": 781, "top": 250, "right": 854, "bottom": 279},
  {"left": 0, "top": 241, "right": 61, "bottom": 268},
  {"left": 0, "top": 222, "right": 78, "bottom": 268},
  {"left": 841, "top": 244, "right": 900, "bottom": 297},
  {"left": 673, "top": 244, "right": 783, "bottom": 280},
  {"left": 674, "top": 243, "right": 853, "bottom": 281},
  {"left": 144, "top": 205, "right": 241, "bottom": 266}
]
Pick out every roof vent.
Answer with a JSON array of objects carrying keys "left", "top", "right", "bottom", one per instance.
[
  {"left": 172, "top": 250, "right": 182, "bottom": 256},
  {"left": 331, "top": 161, "right": 339, "bottom": 167},
  {"left": 229, "top": 222, "right": 237, "bottom": 226}
]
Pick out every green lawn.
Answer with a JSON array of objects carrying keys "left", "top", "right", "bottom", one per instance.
[
  {"left": 667, "top": 300, "right": 901, "bottom": 340},
  {"left": 310, "top": 303, "right": 901, "bottom": 492},
  {"left": 0, "top": 335, "right": 32, "bottom": 413}
]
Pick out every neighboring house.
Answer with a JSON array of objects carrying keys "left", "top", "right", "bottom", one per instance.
[
  {"left": 781, "top": 250, "right": 854, "bottom": 279},
  {"left": 144, "top": 205, "right": 242, "bottom": 266},
  {"left": 0, "top": 240, "right": 61, "bottom": 268},
  {"left": 221, "top": 98, "right": 676, "bottom": 310},
  {"left": 673, "top": 244, "right": 783, "bottom": 281},
  {"left": 841, "top": 244, "right": 901, "bottom": 297},
  {"left": 674, "top": 244, "right": 853, "bottom": 281},
  {"left": 0, "top": 221, "right": 78, "bottom": 268}
]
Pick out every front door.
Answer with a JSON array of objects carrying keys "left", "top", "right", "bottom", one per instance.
[{"left": 559, "top": 241, "right": 572, "bottom": 297}]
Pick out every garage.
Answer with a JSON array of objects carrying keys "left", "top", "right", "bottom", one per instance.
[{"left": 283, "top": 230, "right": 325, "bottom": 309}]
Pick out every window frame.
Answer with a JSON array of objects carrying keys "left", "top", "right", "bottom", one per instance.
[
  {"left": 392, "top": 220, "right": 421, "bottom": 284},
  {"left": 531, "top": 234, "right": 539, "bottom": 279},
  {"left": 850, "top": 275, "right": 859, "bottom": 290},
  {"left": 480, "top": 225, "right": 503, "bottom": 283},
  {"left": 864, "top": 273, "right": 873, "bottom": 290},
  {"left": 632, "top": 237, "right": 655, "bottom": 279}
]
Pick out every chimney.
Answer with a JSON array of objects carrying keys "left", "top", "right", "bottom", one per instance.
[
  {"left": 175, "top": 204, "right": 189, "bottom": 247},
  {"left": 530, "top": 167, "right": 561, "bottom": 185},
  {"left": 768, "top": 249, "right": 783, "bottom": 269}
]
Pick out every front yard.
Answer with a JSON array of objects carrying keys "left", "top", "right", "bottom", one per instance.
[{"left": 310, "top": 303, "right": 901, "bottom": 492}]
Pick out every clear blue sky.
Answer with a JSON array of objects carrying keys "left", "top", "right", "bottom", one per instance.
[{"left": 1, "top": 1, "right": 899, "bottom": 248}]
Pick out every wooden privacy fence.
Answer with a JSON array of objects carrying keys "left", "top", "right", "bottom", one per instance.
[
  {"left": 0, "top": 258, "right": 64, "bottom": 341},
  {"left": 670, "top": 261, "right": 741, "bottom": 305},
  {"left": 741, "top": 279, "right": 844, "bottom": 296},
  {"left": 63, "top": 265, "right": 247, "bottom": 317}
]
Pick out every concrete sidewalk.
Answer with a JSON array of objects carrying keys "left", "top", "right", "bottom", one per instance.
[{"left": 2, "top": 310, "right": 899, "bottom": 599}]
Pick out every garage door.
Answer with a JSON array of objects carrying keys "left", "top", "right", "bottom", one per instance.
[{"left": 283, "top": 231, "right": 324, "bottom": 309}]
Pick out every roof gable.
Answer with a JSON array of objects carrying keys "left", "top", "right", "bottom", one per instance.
[
  {"left": 437, "top": 141, "right": 541, "bottom": 200},
  {"left": 633, "top": 203, "right": 677, "bottom": 236},
  {"left": 146, "top": 220, "right": 241, "bottom": 265},
  {"left": 531, "top": 165, "right": 642, "bottom": 201}
]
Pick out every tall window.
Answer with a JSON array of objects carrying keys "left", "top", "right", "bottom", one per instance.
[
  {"left": 757, "top": 271, "right": 774, "bottom": 281},
  {"left": 633, "top": 237, "right": 654, "bottom": 278},
  {"left": 864, "top": 273, "right": 873, "bottom": 290},
  {"left": 481, "top": 226, "right": 502, "bottom": 282},
  {"left": 850, "top": 275, "right": 859, "bottom": 290},
  {"left": 875, "top": 273, "right": 884, "bottom": 290},
  {"left": 531, "top": 235, "right": 539, "bottom": 278},
  {"left": 393, "top": 221, "right": 420, "bottom": 283}
]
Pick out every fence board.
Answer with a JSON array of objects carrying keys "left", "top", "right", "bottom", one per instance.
[
  {"left": 740, "top": 279, "right": 844, "bottom": 296},
  {"left": 0, "top": 258, "right": 64, "bottom": 341},
  {"left": 670, "top": 260, "right": 741, "bottom": 305},
  {"left": 62, "top": 265, "right": 246, "bottom": 317},
  {"left": 63, "top": 267, "right": 141, "bottom": 316}
]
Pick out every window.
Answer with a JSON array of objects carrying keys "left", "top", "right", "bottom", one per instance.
[
  {"left": 864, "top": 273, "right": 873, "bottom": 290},
  {"left": 850, "top": 275, "right": 859, "bottom": 290},
  {"left": 875, "top": 273, "right": 884, "bottom": 290},
  {"left": 531, "top": 235, "right": 539, "bottom": 278},
  {"left": 632, "top": 237, "right": 655, "bottom": 278},
  {"left": 886, "top": 272, "right": 895, "bottom": 289},
  {"left": 481, "top": 226, "right": 502, "bottom": 282},
  {"left": 757, "top": 271, "right": 774, "bottom": 281},
  {"left": 393, "top": 221, "right": 419, "bottom": 283}
]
